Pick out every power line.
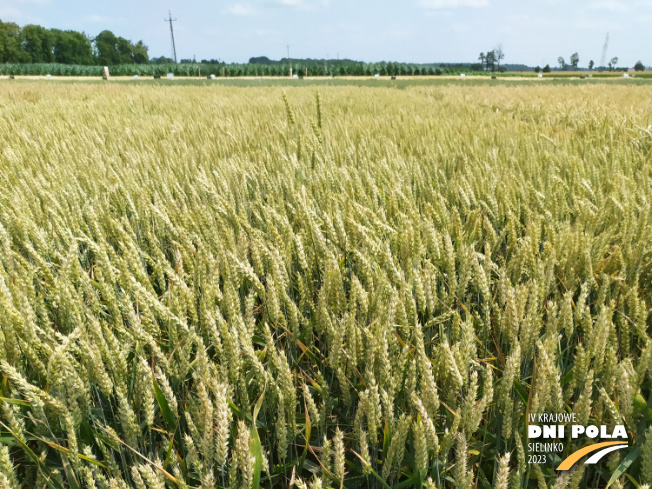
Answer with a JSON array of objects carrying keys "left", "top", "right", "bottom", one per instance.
[{"left": 165, "top": 10, "right": 178, "bottom": 63}]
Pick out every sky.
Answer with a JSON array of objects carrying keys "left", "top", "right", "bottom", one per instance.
[{"left": 1, "top": 0, "right": 651, "bottom": 67}]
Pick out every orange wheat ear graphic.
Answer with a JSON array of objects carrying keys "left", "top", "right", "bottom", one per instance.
[{"left": 557, "top": 442, "right": 629, "bottom": 471}]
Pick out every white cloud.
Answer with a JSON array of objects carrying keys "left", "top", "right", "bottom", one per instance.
[
  {"left": 0, "top": 0, "right": 48, "bottom": 23},
  {"left": 418, "top": 0, "right": 489, "bottom": 9},
  {"left": 588, "top": 1, "right": 629, "bottom": 12},
  {"left": 0, "top": 5, "right": 44, "bottom": 23},
  {"left": 228, "top": 3, "right": 257, "bottom": 15}
]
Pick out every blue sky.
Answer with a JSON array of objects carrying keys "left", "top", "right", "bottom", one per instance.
[{"left": 1, "top": 0, "right": 650, "bottom": 66}]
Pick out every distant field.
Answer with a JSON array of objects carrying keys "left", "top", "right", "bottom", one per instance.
[
  {"left": 0, "top": 82, "right": 651, "bottom": 489},
  {"left": 3, "top": 74, "right": 652, "bottom": 88}
]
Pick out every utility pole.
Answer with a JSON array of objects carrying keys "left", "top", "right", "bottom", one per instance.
[
  {"left": 165, "top": 10, "right": 178, "bottom": 63},
  {"left": 286, "top": 44, "right": 290, "bottom": 60}
]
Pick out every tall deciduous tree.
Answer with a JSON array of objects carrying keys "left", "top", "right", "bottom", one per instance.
[
  {"left": 494, "top": 45, "right": 504, "bottom": 70},
  {"left": 21, "top": 24, "right": 55, "bottom": 63},
  {"left": 486, "top": 50, "right": 496, "bottom": 72},
  {"left": 95, "top": 30, "right": 120, "bottom": 65},
  {"left": 609, "top": 57, "right": 619, "bottom": 71},
  {"left": 0, "top": 20, "right": 29, "bottom": 62},
  {"left": 570, "top": 52, "right": 579, "bottom": 70},
  {"left": 116, "top": 36, "right": 134, "bottom": 64},
  {"left": 95, "top": 30, "right": 149, "bottom": 65},
  {"left": 131, "top": 41, "right": 149, "bottom": 64},
  {"left": 51, "top": 29, "right": 94, "bottom": 64}
]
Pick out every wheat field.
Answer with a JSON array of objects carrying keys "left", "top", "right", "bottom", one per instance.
[{"left": 0, "top": 81, "right": 651, "bottom": 488}]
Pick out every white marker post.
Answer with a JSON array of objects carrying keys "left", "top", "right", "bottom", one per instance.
[{"left": 104, "top": 66, "right": 110, "bottom": 79}]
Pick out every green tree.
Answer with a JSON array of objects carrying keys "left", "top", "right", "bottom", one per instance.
[
  {"left": 478, "top": 52, "right": 486, "bottom": 71},
  {"left": 132, "top": 41, "right": 149, "bottom": 64},
  {"left": 494, "top": 44, "right": 504, "bottom": 70},
  {"left": 95, "top": 31, "right": 148, "bottom": 65},
  {"left": 95, "top": 30, "right": 120, "bottom": 64},
  {"left": 486, "top": 50, "right": 496, "bottom": 72},
  {"left": 588, "top": 59, "right": 594, "bottom": 71},
  {"left": 557, "top": 56, "right": 565, "bottom": 70},
  {"left": 634, "top": 61, "right": 645, "bottom": 71},
  {"left": 151, "top": 55, "right": 174, "bottom": 64},
  {"left": 0, "top": 20, "right": 29, "bottom": 62},
  {"left": 116, "top": 36, "right": 133, "bottom": 63},
  {"left": 21, "top": 24, "right": 55, "bottom": 63},
  {"left": 570, "top": 52, "right": 579, "bottom": 70},
  {"left": 542, "top": 64, "right": 551, "bottom": 73},
  {"left": 249, "top": 56, "right": 273, "bottom": 64},
  {"left": 609, "top": 56, "right": 618, "bottom": 71},
  {"left": 51, "top": 29, "right": 94, "bottom": 64}
]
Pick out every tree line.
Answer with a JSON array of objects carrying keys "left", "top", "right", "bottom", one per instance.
[
  {"left": 0, "top": 19, "right": 148, "bottom": 65},
  {"left": 554, "top": 52, "right": 645, "bottom": 71}
]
